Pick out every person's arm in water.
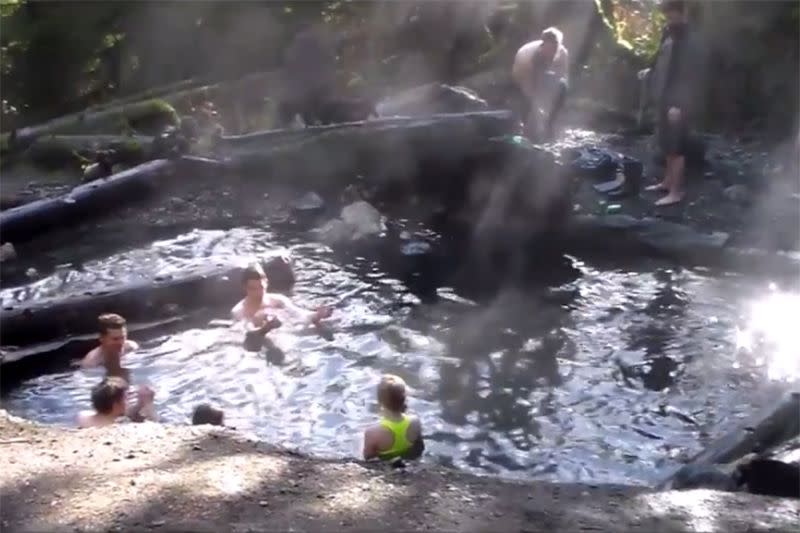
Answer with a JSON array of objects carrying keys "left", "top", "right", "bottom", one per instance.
[
  {"left": 127, "top": 385, "right": 157, "bottom": 422},
  {"left": 265, "top": 294, "right": 332, "bottom": 326},
  {"left": 231, "top": 299, "right": 246, "bottom": 321},
  {"left": 405, "top": 416, "right": 425, "bottom": 460}
]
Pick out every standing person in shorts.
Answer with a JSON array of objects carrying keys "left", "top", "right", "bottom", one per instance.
[{"left": 642, "top": 0, "right": 706, "bottom": 206}]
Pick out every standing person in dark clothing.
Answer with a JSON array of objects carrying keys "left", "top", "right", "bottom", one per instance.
[{"left": 641, "top": 0, "right": 706, "bottom": 206}]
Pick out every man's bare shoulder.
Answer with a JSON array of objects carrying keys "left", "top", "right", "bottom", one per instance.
[
  {"left": 124, "top": 339, "right": 139, "bottom": 351},
  {"left": 516, "top": 39, "right": 543, "bottom": 57},
  {"left": 231, "top": 299, "right": 246, "bottom": 318},
  {"left": 81, "top": 346, "right": 102, "bottom": 368},
  {"left": 76, "top": 411, "right": 95, "bottom": 428}
]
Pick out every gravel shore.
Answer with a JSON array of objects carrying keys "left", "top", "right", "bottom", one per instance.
[{"left": 1, "top": 411, "right": 797, "bottom": 533}]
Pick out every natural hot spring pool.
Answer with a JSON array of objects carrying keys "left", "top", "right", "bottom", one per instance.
[{"left": 2, "top": 227, "right": 798, "bottom": 486}]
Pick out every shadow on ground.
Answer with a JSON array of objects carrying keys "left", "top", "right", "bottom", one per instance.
[{"left": 1, "top": 413, "right": 797, "bottom": 532}]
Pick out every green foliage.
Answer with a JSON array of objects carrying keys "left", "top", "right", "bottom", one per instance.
[{"left": 597, "top": 0, "right": 663, "bottom": 60}]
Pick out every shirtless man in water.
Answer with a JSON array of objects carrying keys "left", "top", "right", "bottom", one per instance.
[
  {"left": 80, "top": 313, "right": 139, "bottom": 382},
  {"left": 77, "top": 376, "right": 156, "bottom": 428},
  {"left": 231, "top": 264, "right": 331, "bottom": 329}
]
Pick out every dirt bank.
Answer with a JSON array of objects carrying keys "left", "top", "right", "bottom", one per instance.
[{"left": 0, "top": 411, "right": 796, "bottom": 533}]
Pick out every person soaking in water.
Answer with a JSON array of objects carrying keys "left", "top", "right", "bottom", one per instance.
[
  {"left": 80, "top": 313, "right": 139, "bottom": 382},
  {"left": 231, "top": 264, "right": 332, "bottom": 329},
  {"left": 77, "top": 377, "right": 156, "bottom": 428},
  {"left": 362, "top": 374, "right": 425, "bottom": 461}
]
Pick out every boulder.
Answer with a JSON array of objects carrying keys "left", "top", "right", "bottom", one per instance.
[{"left": 314, "top": 201, "right": 386, "bottom": 245}]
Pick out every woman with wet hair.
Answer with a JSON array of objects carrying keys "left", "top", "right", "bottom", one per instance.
[{"left": 362, "top": 374, "right": 425, "bottom": 461}]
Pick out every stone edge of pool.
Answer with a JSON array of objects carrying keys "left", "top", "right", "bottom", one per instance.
[{"left": 1, "top": 410, "right": 796, "bottom": 533}]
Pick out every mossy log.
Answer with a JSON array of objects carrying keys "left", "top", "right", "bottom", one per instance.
[
  {"left": 3, "top": 71, "right": 281, "bottom": 153},
  {"left": 6, "top": 100, "right": 179, "bottom": 153},
  {"left": 0, "top": 255, "right": 293, "bottom": 349},
  {"left": 17, "top": 134, "right": 153, "bottom": 170}
]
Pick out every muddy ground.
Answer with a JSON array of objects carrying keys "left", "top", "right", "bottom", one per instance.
[{"left": 1, "top": 411, "right": 798, "bottom": 533}]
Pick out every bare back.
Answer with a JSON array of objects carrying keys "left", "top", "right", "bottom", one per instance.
[{"left": 512, "top": 40, "right": 569, "bottom": 98}]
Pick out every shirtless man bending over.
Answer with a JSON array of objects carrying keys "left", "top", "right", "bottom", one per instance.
[
  {"left": 77, "top": 376, "right": 156, "bottom": 428},
  {"left": 512, "top": 26, "right": 569, "bottom": 141},
  {"left": 80, "top": 313, "right": 139, "bottom": 382},
  {"left": 231, "top": 264, "right": 331, "bottom": 330}
]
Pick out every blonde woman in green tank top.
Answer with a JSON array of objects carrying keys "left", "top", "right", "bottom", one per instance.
[{"left": 362, "top": 374, "right": 425, "bottom": 461}]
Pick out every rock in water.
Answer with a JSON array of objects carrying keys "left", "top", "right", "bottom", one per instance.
[
  {"left": 290, "top": 192, "right": 325, "bottom": 214},
  {"left": 263, "top": 254, "right": 295, "bottom": 293},
  {"left": 315, "top": 218, "right": 351, "bottom": 245},
  {"left": 340, "top": 201, "right": 385, "bottom": 239},
  {"left": 736, "top": 457, "right": 800, "bottom": 498},
  {"left": 315, "top": 201, "right": 385, "bottom": 245},
  {"left": 0, "top": 242, "right": 16, "bottom": 263}
]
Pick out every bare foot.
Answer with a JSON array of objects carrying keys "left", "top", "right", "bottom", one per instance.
[
  {"left": 645, "top": 182, "right": 668, "bottom": 192},
  {"left": 655, "top": 192, "right": 685, "bottom": 206}
]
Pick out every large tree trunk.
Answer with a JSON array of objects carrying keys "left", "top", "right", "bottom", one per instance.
[
  {"left": 0, "top": 156, "right": 231, "bottom": 245},
  {"left": 221, "top": 111, "right": 515, "bottom": 193}
]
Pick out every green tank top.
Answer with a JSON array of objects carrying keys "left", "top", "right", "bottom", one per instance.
[{"left": 378, "top": 414, "right": 412, "bottom": 460}]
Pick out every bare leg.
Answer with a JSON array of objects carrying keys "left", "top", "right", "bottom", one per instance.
[{"left": 655, "top": 155, "right": 686, "bottom": 206}]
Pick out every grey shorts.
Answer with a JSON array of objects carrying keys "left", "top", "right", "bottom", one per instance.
[{"left": 657, "top": 109, "right": 690, "bottom": 156}]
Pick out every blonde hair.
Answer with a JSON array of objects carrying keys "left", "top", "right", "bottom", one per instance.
[
  {"left": 541, "top": 27, "right": 563, "bottom": 46},
  {"left": 377, "top": 374, "right": 407, "bottom": 413}
]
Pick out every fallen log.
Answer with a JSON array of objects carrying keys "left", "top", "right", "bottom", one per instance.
[
  {"left": 376, "top": 83, "right": 489, "bottom": 117},
  {"left": 4, "top": 71, "right": 281, "bottom": 151},
  {"left": 658, "top": 391, "right": 800, "bottom": 490},
  {"left": 0, "top": 312, "right": 210, "bottom": 392},
  {"left": 221, "top": 111, "right": 516, "bottom": 194},
  {"left": 17, "top": 134, "right": 153, "bottom": 170},
  {"left": 7, "top": 100, "right": 179, "bottom": 152},
  {"left": 0, "top": 159, "right": 174, "bottom": 245},
  {"left": 0, "top": 255, "right": 294, "bottom": 349},
  {"left": 0, "top": 154, "right": 229, "bottom": 245}
]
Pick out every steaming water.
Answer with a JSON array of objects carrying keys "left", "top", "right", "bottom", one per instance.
[{"left": 2, "top": 227, "right": 798, "bottom": 485}]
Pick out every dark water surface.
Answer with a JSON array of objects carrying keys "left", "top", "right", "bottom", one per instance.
[{"left": 2, "top": 223, "right": 798, "bottom": 485}]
